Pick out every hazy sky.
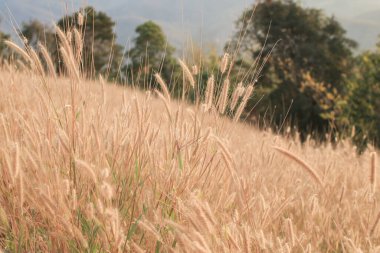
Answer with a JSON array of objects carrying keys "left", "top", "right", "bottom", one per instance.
[
  {"left": 302, "top": 0, "right": 380, "bottom": 17},
  {"left": 1, "top": 0, "right": 380, "bottom": 51}
]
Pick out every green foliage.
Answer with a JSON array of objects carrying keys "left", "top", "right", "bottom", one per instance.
[
  {"left": 230, "top": 0, "right": 356, "bottom": 141},
  {"left": 0, "top": 31, "right": 9, "bottom": 57},
  {"left": 18, "top": 7, "right": 123, "bottom": 79},
  {"left": 20, "top": 20, "right": 58, "bottom": 71},
  {"left": 0, "top": 20, "right": 10, "bottom": 58},
  {"left": 57, "top": 7, "right": 123, "bottom": 79},
  {"left": 126, "top": 21, "right": 177, "bottom": 90},
  {"left": 345, "top": 49, "right": 380, "bottom": 151},
  {"left": 182, "top": 42, "right": 222, "bottom": 104},
  {"left": 21, "top": 20, "right": 56, "bottom": 51}
]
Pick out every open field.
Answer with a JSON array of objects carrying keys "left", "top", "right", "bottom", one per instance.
[{"left": 0, "top": 30, "right": 380, "bottom": 252}]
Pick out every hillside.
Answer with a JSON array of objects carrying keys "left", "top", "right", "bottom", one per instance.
[{"left": 0, "top": 33, "right": 380, "bottom": 251}]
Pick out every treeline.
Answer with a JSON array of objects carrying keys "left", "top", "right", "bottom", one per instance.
[
  {"left": 230, "top": 0, "right": 380, "bottom": 151},
  {"left": 0, "top": 0, "right": 379, "bottom": 151}
]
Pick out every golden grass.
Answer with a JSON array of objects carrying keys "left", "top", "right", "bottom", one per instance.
[
  {"left": 178, "top": 58, "right": 195, "bottom": 88},
  {"left": 0, "top": 27, "right": 379, "bottom": 253}
]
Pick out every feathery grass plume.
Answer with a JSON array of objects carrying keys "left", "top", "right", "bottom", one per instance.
[
  {"left": 192, "top": 65, "right": 199, "bottom": 75},
  {"left": 0, "top": 149, "right": 15, "bottom": 187},
  {"left": 71, "top": 188, "right": 78, "bottom": 210},
  {"left": 371, "top": 152, "right": 377, "bottom": 193},
  {"left": 38, "top": 43, "right": 57, "bottom": 78},
  {"left": 5, "top": 40, "right": 33, "bottom": 65},
  {"left": 201, "top": 202, "right": 217, "bottom": 226},
  {"left": 62, "top": 179, "right": 70, "bottom": 196},
  {"left": 191, "top": 200, "right": 216, "bottom": 234},
  {"left": 100, "top": 182, "right": 113, "bottom": 200},
  {"left": 74, "top": 159, "right": 98, "bottom": 184},
  {"left": 38, "top": 193, "right": 57, "bottom": 216},
  {"left": 73, "top": 226, "right": 89, "bottom": 249},
  {"left": 217, "top": 78, "right": 230, "bottom": 114},
  {"left": 55, "top": 25, "right": 79, "bottom": 79},
  {"left": 55, "top": 25, "right": 72, "bottom": 57},
  {"left": 155, "top": 90, "right": 172, "bottom": 118},
  {"left": 154, "top": 73, "right": 170, "bottom": 102},
  {"left": 66, "top": 30, "right": 73, "bottom": 45},
  {"left": 86, "top": 202, "right": 95, "bottom": 220},
  {"left": 130, "top": 242, "right": 145, "bottom": 253},
  {"left": 371, "top": 210, "right": 380, "bottom": 236},
  {"left": 226, "top": 230, "right": 240, "bottom": 250},
  {"left": 100, "top": 168, "right": 110, "bottom": 179},
  {"left": 305, "top": 244, "right": 312, "bottom": 253},
  {"left": 214, "top": 136, "right": 240, "bottom": 188},
  {"left": 60, "top": 46, "right": 80, "bottom": 80},
  {"left": 15, "top": 59, "right": 28, "bottom": 72},
  {"left": 205, "top": 75, "right": 215, "bottom": 110},
  {"left": 0, "top": 114, "right": 10, "bottom": 142},
  {"left": 233, "top": 84, "right": 254, "bottom": 122},
  {"left": 99, "top": 75, "right": 107, "bottom": 105},
  {"left": 18, "top": 169, "right": 24, "bottom": 214},
  {"left": 273, "top": 146, "right": 323, "bottom": 187},
  {"left": 203, "top": 127, "right": 213, "bottom": 142},
  {"left": 0, "top": 205, "right": 9, "bottom": 231},
  {"left": 214, "top": 137, "right": 233, "bottom": 165},
  {"left": 193, "top": 232, "right": 213, "bottom": 253},
  {"left": 133, "top": 96, "right": 142, "bottom": 126},
  {"left": 13, "top": 143, "right": 20, "bottom": 179},
  {"left": 77, "top": 12, "right": 84, "bottom": 27},
  {"left": 284, "top": 244, "right": 291, "bottom": 253},
  {"left": 243, "top": 226, "right": 251, "bottom": 253},
  {"left": 73, "top": 28, "right": 83, "bottom": 63},
  {"left": 339, "top": 184, "right": 346, "bottom": 203},
  {"left": 58, "top": 130, "right": 70, "bottom": 154},
  {"left": 138, "top": 220, "right": 162, "bottom": 242},
  {"left": 220, "top": 53, "right": 230, "bottom": 74},
  {"left": 285, "top": 218, "right": 295, "bottom": 247},
  {"left": 178, "top": 58, "right": 195, "bottom": 88},
  {"left": 27, "top": 47, "right": 45, "bottom": 76},
  {"left": 230, "top": 82, "right": 244, "bottom": 111},
  {"left": 351, "top": 126, "right": 356, "bottom": 138},
  {"left": 95, "top": 198, "right": 104, "bottom": 215}
]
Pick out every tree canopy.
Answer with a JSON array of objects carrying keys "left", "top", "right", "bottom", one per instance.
[
  {"left": 21, "top": 20, "right": 56, "bottom": 51},
  {"left": 345, "top": 45, "right": 380, "bottom": 150},
  {"left": 0, "top": 20, "right": 10, "bottom": 58},
  {"left": 57, "top": 7, "right": 123, "bottom": 78},
  {"left": 230, "top": 0, "right": 357, "bottom": 140},
  {"left": 126, "top": 21, "right": 177, "bottom": 87}
]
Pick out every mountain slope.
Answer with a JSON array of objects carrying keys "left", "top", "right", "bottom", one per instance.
[{"left": 0, "top": 27, "right": 379, "bottom": 250}]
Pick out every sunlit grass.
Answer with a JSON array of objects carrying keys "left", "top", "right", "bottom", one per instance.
[{"left": 0, "top": 23, "right": 379, "bottom": 253}]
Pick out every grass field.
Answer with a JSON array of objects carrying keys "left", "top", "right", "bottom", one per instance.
[{"left": 0, "top": 26, "right": 379, "bottom": 252}]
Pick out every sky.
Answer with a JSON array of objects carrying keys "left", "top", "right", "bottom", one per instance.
[{"left": 1, "top": 0, "right": 380, "bottom": 52}]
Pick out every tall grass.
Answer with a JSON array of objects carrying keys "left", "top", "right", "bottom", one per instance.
[{"left": 0, "top": 21, "right": 379, "bottom": 253}]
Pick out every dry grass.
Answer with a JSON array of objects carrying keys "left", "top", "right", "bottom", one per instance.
[{"left": 0, "top": 25, "right": 379, "bottom": 253}]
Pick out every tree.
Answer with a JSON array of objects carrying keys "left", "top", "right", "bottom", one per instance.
[
  {"left": 57, "top": 6, "right": 123, "bottom": 79},
  {"left": 126, "top": 21, "right": 177, "bottom": 89},
  {"left": 21, "top": 20, "right": 56, "bottom": 51},
  {"left": 0, "top": 20, "right": 10, "bottom": 59},
  {"left": 181, "top": 42, "right": 221, "bottom": 104},
  {"left": 20, "top": 20, "right": 58, "bottom": 72},
  {"left": 230, "top": 0, "right": 357, "bottom": 141},
  {"left": 345, "top": 47, "right": 380, "bottom": 151}
]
